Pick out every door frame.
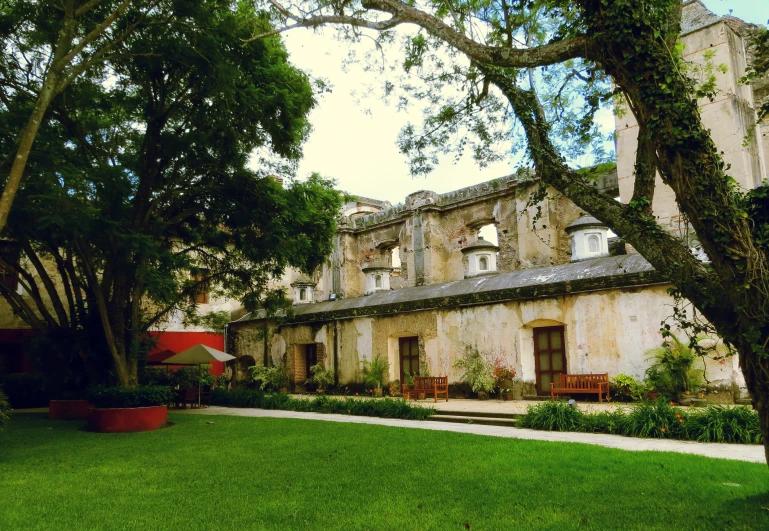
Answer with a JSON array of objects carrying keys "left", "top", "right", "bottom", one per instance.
[
  {"left": 398, "top": 336, "right": 420, "bottom": 383},
  {"left": 533, "top": 326, "right": 567, "bottom": 395}
]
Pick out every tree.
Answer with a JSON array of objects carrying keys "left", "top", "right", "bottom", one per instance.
[
  {"left": 0, "top": 0, "right": 166, "bottom": 233},
  {"left": 255, "top": 0, "right": 769, "bottom": 463},
  {"left": 0, "top": 0, "right": 342, "bottom": 388}
]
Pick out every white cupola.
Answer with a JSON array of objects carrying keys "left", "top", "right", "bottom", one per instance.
[
  {"left": 362, "top": 260, "right": 393, "bottom": 294},
  {"left": 461, "top": 237, "right": 499, "bottom": 277},
  {"left": 565, "top": 214, "right": 610, "bottom": 262},
  {"left": 290, "top": 276, "right": 316, "bottom": 305}
]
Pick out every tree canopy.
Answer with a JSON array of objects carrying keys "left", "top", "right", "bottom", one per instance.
[{"left": 0, "top": 0, "right": 342, "bottom": 388}]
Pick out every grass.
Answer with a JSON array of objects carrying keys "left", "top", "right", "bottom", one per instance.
[{"left": 1, "top": 413, "right": 768, "bottom": 531}]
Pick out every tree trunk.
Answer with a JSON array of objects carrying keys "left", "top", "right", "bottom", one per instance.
[{"left": 0, "top": 74, "right": 59, "bottom": 232}]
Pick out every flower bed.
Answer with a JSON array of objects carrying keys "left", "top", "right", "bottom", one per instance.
[
  {"left": 210, "top": 389, "right": 434, "bottom": 420},
  {"left": 87, "top": 405, "right": 168, "bottom": 433},
  {"left": 518, "top": 400, "right": 763, "bottom": 444},
  {"left": 86, "top": 386, "right": 174, "bottom": 433}
]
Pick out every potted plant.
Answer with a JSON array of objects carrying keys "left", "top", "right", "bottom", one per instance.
[
  {"left": 645, "top": 334, "right": 704, "bottom": 402},
  {"left": 309, "top": 363, "right": 334, "bottom": 393},
  {"left": 454, "top": 348, "right": 495, "bottom": 400},
  {"left": 500, "top": 388, "right": 514, "bottom": 401},
  {"left": 86, "top": 386, "right": 174, "bottom": 433},
  {"left": 492, "top": 358, "right": 517, "bottom": 399},
  {"left": 361, "top": 355, "right": 389, "bottom": 397}
]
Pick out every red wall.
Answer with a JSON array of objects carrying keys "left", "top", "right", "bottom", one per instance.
[
  {"left": 0, "top": 329, "right": 39, "bottom": 373},
  {"left": 146, "top": 331, "right": 226, "bottom": 376}
]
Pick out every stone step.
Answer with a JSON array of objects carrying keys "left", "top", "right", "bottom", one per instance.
[
  {"left": 433, "top": 409, "right": 522, "bottom": 420},
  {"left": 427, "top": 415, "right": 518, "bottom": 428}
]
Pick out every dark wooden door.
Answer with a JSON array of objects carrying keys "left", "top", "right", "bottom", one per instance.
[
  {"left": 534, "top": 326, "right": 567, "bottom": 394},
  {"left": 305, "top": 343, "right": 318, "bottom": 380},
  {"left": 399, "top": 337, "right": 419, "bottom": 382}
]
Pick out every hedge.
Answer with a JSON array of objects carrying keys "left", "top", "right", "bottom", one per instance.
[
  {"left": 87, "top": 386, "right": 175, "bottom": 409},
  {"left": 210, "top": 388, "right": 435, "bottom": 420},
  {"left": 518, "top": 400, "right": 763, "bottom": 444},
  {"left": 0, "top": 373, "right": 49, "bottom": 408}
]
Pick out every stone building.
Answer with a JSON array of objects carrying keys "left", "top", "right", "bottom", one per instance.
[{"left": 228, "top": 1, "right": 766, "bottom": 398}]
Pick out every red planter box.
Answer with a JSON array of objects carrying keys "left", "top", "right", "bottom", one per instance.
[
  {"left": 49, "top": 400, "right": 91, "bottom": 420},
  {"left": 87, "top": 405, "right": 168, "bottom": 433}
]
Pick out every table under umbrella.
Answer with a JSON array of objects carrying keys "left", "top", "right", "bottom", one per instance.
[{"left": 162, "top": 344, "right": 235, "bottom": 406}]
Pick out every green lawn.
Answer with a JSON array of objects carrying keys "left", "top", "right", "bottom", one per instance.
[{"left": 1, "top": 413, "right": 768, "bottom": 531}]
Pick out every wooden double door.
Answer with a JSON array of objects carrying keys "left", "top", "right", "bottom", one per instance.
[
  {"left": 534, "top": 326, "right": 567, "bottom": 395},
  {"left": 399, "top": 337, "right": 419, "bottom": 383}
]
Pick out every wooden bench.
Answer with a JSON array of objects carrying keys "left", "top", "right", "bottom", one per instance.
[
  {"left": 402, "top": 376, "right": 449, "bottom": 402},
  {"left": 550, "top": 373, "right": 610, "bottom": 403}
]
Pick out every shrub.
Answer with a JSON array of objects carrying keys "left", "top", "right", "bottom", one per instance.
[
  {"left": 518, "top": 400, "right": 763, "bottom": 445},
  {"left": 0, "top": 385, "right": 10, "bottom": 429},
  {"left": 360, "top": 355, "right": 389, "bottom": 390},
  {"left": 309, "top": 363, "right": 334, "bottom": 389},
  {"left": 518, "top": 401, "right": 584, "bottom": 431},
  {"left": 0, "top": 373, "right": 49, "bottom": 408},
  {"left": 453, "top": 349, "right": 495, "bottom": 394},
  {"left": 682, "top": 406, "right": 762, "bottom": 444},
  {"left": 645, "top": 335, "right": 704, "bottom": 396},
  {"left": 210, "top": 388, "right": 434, "bottom": 420},
  {"left": 88, "top": 386, "right": 174, "bottom": 408},
  {"left": 621, "top": 400, "right": 683, "bottom": 438},
  {"left": 610, "top": 374, "right": 647, "bottom": 402},
  {"left": 170, "top": 365, "right": 213, "bottom": 388}
]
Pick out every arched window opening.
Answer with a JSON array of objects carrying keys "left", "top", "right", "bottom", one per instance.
[
  {"left": 479, "top": 256, "right": 489, "bottom": 271},
  {"left": 375, "top": 274, "right": 382, "bottom": 288},
  {"left": 477, "top": 224, "right": 499, "bottom": 246},
  {"left": 299, "top": 288, "right": 306, "bottom": 301},
  {"left": 390, "top": 247, "right": 401, "bottom": 268}
]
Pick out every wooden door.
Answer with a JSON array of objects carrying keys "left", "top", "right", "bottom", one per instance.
[
  {"left": 534, "top": 326, "right": 567, "bottom": 394},
  {"left": 399, "top": 337, "right": 420, "bottom": 383},
  {"left": 305, "top": 343, "right": 318, "bottom": 380}
]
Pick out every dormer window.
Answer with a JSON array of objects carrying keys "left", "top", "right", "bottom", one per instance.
[
  {"left": 566, "top": 214, "right": 610, "bottom": 262},
  {"left": 290, "top": 276, "right": 316, "bottom": 305},
  {"left": 362, "top": 261, "right": 393, "bottom": 295},
  {"left": 461, "top": 237, "right": 499, "bottom": 278}
]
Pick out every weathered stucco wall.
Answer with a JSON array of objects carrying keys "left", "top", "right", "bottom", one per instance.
[{"left": 233, "top": 283, "right": 745, "bottom": 394}]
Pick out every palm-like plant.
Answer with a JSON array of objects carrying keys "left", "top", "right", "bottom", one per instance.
[
  {"left": 645, "top": 334, "right": 705, "bottom": 395},
  {"left": 361, "top": 355, "right": 390, "bottom": 390}
]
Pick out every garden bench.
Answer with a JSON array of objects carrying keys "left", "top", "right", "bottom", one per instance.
[
  {"left": 402, "top": 376, "right": 449, "bottom": 402},
  {"left": 550, "top": 373, "right": 610, "bottom": 403}
]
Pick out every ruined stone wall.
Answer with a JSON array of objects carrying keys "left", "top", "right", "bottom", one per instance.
[
  {"left": 616, "top": 5, "right": 766, "bottom": 231},
  {"left": 330, "top": 176, "right": 586, "bottom": 298}
]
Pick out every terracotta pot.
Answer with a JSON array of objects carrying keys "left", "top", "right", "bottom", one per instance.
[
  {"left": 49, "top": 400, "right": 91, "bottom": 420},
  {"left": 477, "top": 391, "right": 490, "bottom": 401},
  {"left": 87, "top": 406, "right": 168, "bottom": 433},
  {"left": 502, "top": 393, "right": 514, "bottom": 401}
]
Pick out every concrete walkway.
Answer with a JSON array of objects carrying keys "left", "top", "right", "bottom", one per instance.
[{"left": 178, "top": 405, "right": 767, "bottom": 464}]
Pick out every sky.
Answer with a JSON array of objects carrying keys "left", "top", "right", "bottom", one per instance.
[{"left": 268, "top": 0, "right": 769, "bottom": 206}]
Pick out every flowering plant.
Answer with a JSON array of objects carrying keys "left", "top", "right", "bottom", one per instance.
[{"left": 492, "top": 358, "right": 516, "bottom": 382}]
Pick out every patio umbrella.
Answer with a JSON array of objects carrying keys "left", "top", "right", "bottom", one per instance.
[{"left": 162, "top": 345, "right": 235, "bottom": 406}]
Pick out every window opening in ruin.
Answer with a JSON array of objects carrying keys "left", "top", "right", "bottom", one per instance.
[
  {"left": 479, "top": 256, "right": 489, "bottom": 271},
  {"left": 477, "top": 224, "right": 499, "bottom": 246},
  {"left": 399, "top": 337, "right": 420, "bottom": 383},
  {"left": 390, "top": 247, "right": 401, "bottom": 268},
  {"left": 375, "top": 274, "right": 382, "bottom": 288},
  {"left": 587, "top": 233, "right": 600, "bottom": 253},
  {"left": 534, "top": 326, "right": 567, "bottom": 394},
  {"left": 299, "top": 288, "right": 306, "bottom": 301}
]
